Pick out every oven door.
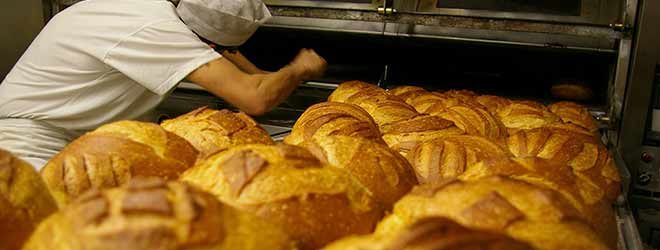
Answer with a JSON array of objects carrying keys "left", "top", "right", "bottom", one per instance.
[
  {"left": 412, "top": 0, "right": 622, "bottom": 25},
  {"left": 264, "top": 0, "right": 384, "bottom": 11}
]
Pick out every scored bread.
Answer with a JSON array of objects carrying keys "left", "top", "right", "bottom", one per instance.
[
  {"left": 381, "top": 115, "right": 464, "bottom": 157},
  {"left": 41, "top": 120, "right": 198, "bottom": 208},
  {"left": 496, "top": 100, "right": 561, "bottom": 134},
  {"left": 547, "top": 102, "right": 599, "bottom": 134},
  {"left": 427, "top": 103, "right": 508, "bottom": 140}
]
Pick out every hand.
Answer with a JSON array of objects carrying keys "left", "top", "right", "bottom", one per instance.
[{"left": 290, "top": 49, "right": 327, "bottom": 80}]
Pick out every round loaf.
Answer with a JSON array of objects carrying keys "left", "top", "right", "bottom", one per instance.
[
  {"left": 459, "top": 157, "right": 617, "bottom": 248},
  {"left": 303, "top": 136, "right": 417, "bottom": 206},
  {"left": 181, "top": 144, "right": 384, "bottom": 250},
  {"left": 375, "top": 176, "right": 609, "bottom": 250},
  {"left": 443, "top": 89, "right": 478, "bottom": 102},
  {"left": 0, "top": 149, "right": 57, "bottom": 250},
  {"left": 323, "top": 216, "right": 533, "bottom": 250},
  {"left": 161, "top": 107, "right": 274, "bottom": 159},
  {"left": 474, "top": 95, "right": 513, "bottom": 115},
  {"left": 328, "top": 81, "right": 418, "bottom": 127},
  {"left": 506, "top": 126, "right": 621, "bottom": 202},
  {"left": 388, "top": 86, "right": 462, "bottom": 114},
  {"left": 284, "top": 102, "right": 383, "bottom": 146},
  {"left": 551, "top": 83, "right": 594, "bottom": 101},
  {"left": 496, "top": 101, "right": 561, "bottom": 134},
  {"left": 22, "top": 178, "right": 296, "bottom": 250},
  {"left": 41, "top": 120, "right": 199, "bottom": 208},
  {"left": 407, "top": 135, "right": 512, "bottom": 183},
  {"left": 547, "top": 102, "right": 598, "bottom": 134},
  {"left": 428, "top": 104, "right": 508, "bottom": 140},
  {"left": 381, "top": 115, "right": 464, "bottom": 157}
]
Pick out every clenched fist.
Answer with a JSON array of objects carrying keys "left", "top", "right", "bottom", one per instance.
[{"left": 290, "top": 48, "right": 327, "bottom": 80}]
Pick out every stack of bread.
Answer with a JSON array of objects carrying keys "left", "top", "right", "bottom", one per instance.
[{"left": 0, "top": 80, "right": 621, "bottom": 250}]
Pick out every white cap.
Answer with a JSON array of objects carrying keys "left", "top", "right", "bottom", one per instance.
[{"left": 177, "top": 0, "right": 272, "bottom": 47}]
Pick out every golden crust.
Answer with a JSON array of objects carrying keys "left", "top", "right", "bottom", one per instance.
[
  {"left": 497, "top": 101, "right": 561, "bottom": 134},
  {"left": 322, "top": 216, "right": 533, "bottom": 250},
  {"left": 428, "top": 104, "right": 508, "bottom": 140},
  {"left": 161, "top": 107, "right": 274, "bottom": 159},
  {"left": 181, "top": 144, "right": 384, "bottom": 250},
  {"left": 375, "top": 176, "right": 609, "bottom": 250},
  {"left": 407, "top": 135, "right": 512, "bottom": 183},
  {"left": 551, "top": 84, "right": 594, "bottom": 101},
  {"left": 41, "top": 121, "right": 199, "bottom": 208},
  {"left": 22, "top": 178, "right": 296, "bottom": 250},
  {"left": 547, "top": 102, "right": 599, "bottom": 134},
  {"left": 506, "top": 127, "right": 621, "bottom": 202},
  {"left": 474, "top": 95, "right": 513, "bottom": 115},
  {"left": 284, "top": 102, "right": 383, "bottom": 146},
  {"left": 303, "top": 136, "right": 418, "bottom": 206},
  {"left": 329, "top": 81, "right": 418, "bottom": 127},
  {"left": 381, "top": 115, "right": 465, "bottom": 156},
  {"left": 0, "top": 149, "right": 57, "bottom": 250}
]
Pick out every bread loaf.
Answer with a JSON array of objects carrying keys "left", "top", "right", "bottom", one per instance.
[
  {"left": 181, "top": 144, "right": 384, "bottom": 250},
  {"left": 551, "top": 83, "right": 594, "bottom": 101},
  {"left": 0, "top": 149, "right": 57, "bottom": 250},
  {"left": 41, "top": 120, "right": 198, "bottom": 208},
  {"left": 161, "top": 107, "right": 274, "bottom": 159},
  {"left": 506, "top": 127, "right": 621, "bottom": 202},
  {"left": 22, "top": 178, "right": 296, "bottom": 250},
  {"left": 380, "top": 115, "right": 464, "bottom": 156},
  {"left": 547, "top": 102, "right": 598, "bottom": 134},
  {"left": 443, "top": 89, "right": 478, "bottom": 102},
  {"left": 427, "top": 104, "right": 508, "bottom": 140},
  {"left": 322, "top": 216, "right": 533, "bottom": 250},
  {"left": 389, "top": 86, "right": 462, "bottom": 113},
  {"left": 496, "top": 101, "right": 561, "bottom": 134},
  {"left": 474, "top": 95, "right": 513, "bottom": 115},
  {"left": 407, "top": 135, "right": 512, "bottom": 183},
  {"left": 328, "top": 81, "right": 418, "bottom": 127},
  {"left": 284, "top": 102, "right": 383, "bottom": 146},
  {"left": 375, "top": 176, "right": 609, "bottom": 250},
  {"left": 459, "top": 157, "right": 617, "bottom": 248},
  {"left": 302, "top": 136, "right": 417, "bottom": 206}
]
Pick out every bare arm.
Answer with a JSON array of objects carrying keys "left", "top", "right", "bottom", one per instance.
[
  {"left": 221, "top": 50, "right": 269, "bottom": 74},
  {"left": 186, "top": 49, "right": 326, "bottom": 116}
]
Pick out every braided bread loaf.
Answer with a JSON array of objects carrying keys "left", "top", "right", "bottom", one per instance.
[
  {"left": 41, "top": 121, "right": 198, "bottom": 208},
  {"left": 302, "top": 135, "right": 417, "bottom": 206},
  {"left": 22, "top": 178, "right": 296, "bottom": 250},
  {"left": 284, "top": 102, "right": 383, "bottom": 146},
  {"left": 322, "top": 216, "right": 533, "bottom": 250},
  {"left": 0, "top": 149, "right": 57, "bottom": 250},
  {"left": 161, "top": 107, "right": 274, "bottom": 159},
  {"left": 375, "top": 176, "right": 609, "bottom": 250},
  {"left": 547, "top": 102, "right": 599, "bottom": 134},
  {"left": 181, "top": 144, "right": 384, "bottom": 250}
]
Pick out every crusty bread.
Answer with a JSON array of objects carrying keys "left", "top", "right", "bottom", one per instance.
[
  {"left": 547, "top": 102, "right": 599, "bottom": 134},
  {"left": 474, "top": 95, "right": 513, "bottom": 115},
  {"left": 427, "top": 104, "right": 508, "bottom": 140},
  {"left": 459, "top": 157, "right": 617, "bottom": 248},
  {"left": 496, "top": 101, "right": 561, "bottom": 134},
  {"left": 380, "top": 115, "right": 464, "bottom": 157},
  {"left": 161, "top": 107, "right": 274, "bottom": 159},
  {"left": 322, "top": 216, "right": 533, "bottom": 250},
  {"left": 328, "top": 81, "right": 418, "bottom": 127},
  {"left": 181, "top": 144, "right": 384, "bottom": 250},
  {"left": 407, "top": 135, "right": 512, "bottom": 183},
  {"left": 375, "top": 176, "right": 609, "bottom": 250},
  {"left": 284, "top": 102, "right": 383, "bottom": 146},
  {"left": 551, "top": 83, "right": 594, "bottom": 101},
  {"left": 389, "top": 86, "right": 462, "bottom": 114},
  {"left": 41, "top": 120, "right": 199, "bottom": 208},
  {"left": 506, "top": 127, "right": 621, "bottom": 202},
  {"left": 302, "top": 136, "right": 417, "bottom": 206},
  {"left": 22, "top": 178, "right": 296, "bottom": 250},
  {"left": 0, "top": 149, "right": 57, "bottom": 250},
  {"left": 443, "top": 89, "right": 479, "bottom": 102}
]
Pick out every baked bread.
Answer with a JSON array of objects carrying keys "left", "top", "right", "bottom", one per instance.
[
  {"left": 407, "top": 135, "right": 512, "bottom": 183},
  {"left": 389, "top": 86, "right": 462, "bottom": 113},
  {"left": 474, "top": 95, "right": 513, "bottom": 115},
  {"left": 443, "top": 89, "right": 478, "bottom": 102},
  {"left": 551, "top": 83, "right": 594, "bottom": 101},
  {"left": 496, "top": 101, "right": 561, "bottom": 134},
  {"left": 161, "top": 107, "right": 274, "bottom": 159},
  {"left": 41, "top": 120, "right": 199, "bottom": 208},
  {"left": 303, "top": 135, "right": 417, "bottom": 206},
  {"left": 328, "top": 81, "right": 419, "bottom": 127},
  {"left": 459, "top": 157, "right": 617, "bottom": 248},
  {"left": 322, "top": 216, "right": 533, "bottom": 250},
  {"left": 547, "top": 102, "right": 599, "bottom": 134},
  {"left": 0, "top": 149, "right": 57, "bottom": 250},
  {"left": 375, "top": 176, "right": 609, "bottom": 250},
  {"left": 506, "top": 127, "right": 621, "bottom": 202},
  {"left": 380, "top": 115, "right": 464, "bottom": 157},
  {"left": 427, "top": 104, "right": 508, "bottom": 140},
  {"left": 22, "top": 178, "right": 296, "bottom": 250},
  {"left": 181, "top": 144, "right": 384, "bottom": 250},
  {"left": 284, "top": 102, "right": 383, "bottom": 146}
]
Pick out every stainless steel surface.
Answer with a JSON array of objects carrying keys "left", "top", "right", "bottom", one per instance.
[
  {"left": 264, "top": 0, "right": 383, "bottom": 11},
  {"left": 264, "top": 15, "right": 385, "bottom": 35}
]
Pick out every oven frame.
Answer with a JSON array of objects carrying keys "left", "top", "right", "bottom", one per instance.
[{"left": 264, "top": 0, "right": 384, "bottom": 11}]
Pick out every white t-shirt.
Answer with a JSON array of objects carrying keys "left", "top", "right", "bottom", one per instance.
[{"left": 0, "top": 0, "right": 221, "bottom": 134}]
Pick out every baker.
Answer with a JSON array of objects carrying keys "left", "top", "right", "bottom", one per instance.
[{"left": 0, "top": 0, "right": 326, "bottom": 169}]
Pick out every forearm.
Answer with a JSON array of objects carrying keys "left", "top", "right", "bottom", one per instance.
[
  {"left": 253, "top": 65, "right": 305, "bottom": 110},
  {"left": 221, "top": 50, "right": 268, "bottom": 74}
]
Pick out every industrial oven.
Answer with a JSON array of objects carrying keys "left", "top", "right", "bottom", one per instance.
[{"left": 44, "top": 0, "right": 658, "bottom": 248}]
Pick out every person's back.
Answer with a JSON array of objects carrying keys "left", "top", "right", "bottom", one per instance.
[{"left": 0, "top": 0, "right": 221, "bottom": 168}]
